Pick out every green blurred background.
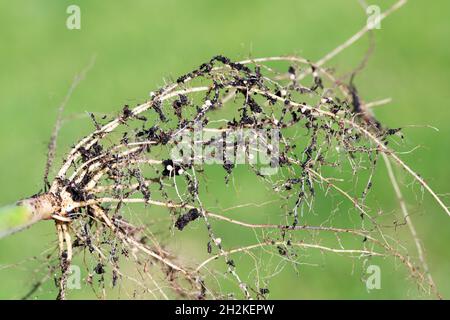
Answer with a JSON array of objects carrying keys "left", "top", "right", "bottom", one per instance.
[{"left": 0, "top": 0, "right": 449, "bottom": 299}]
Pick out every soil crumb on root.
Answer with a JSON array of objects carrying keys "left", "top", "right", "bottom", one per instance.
[{"left": 175, "top": 208, "right": 200, "bottom": 231}]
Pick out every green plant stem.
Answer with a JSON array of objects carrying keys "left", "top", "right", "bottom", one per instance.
[
  {"left": 0, "top": 204, "right": 37, "bottom": 238},
  {"left": 0, "top": 195, "right": 56, "bottom": 239}
]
